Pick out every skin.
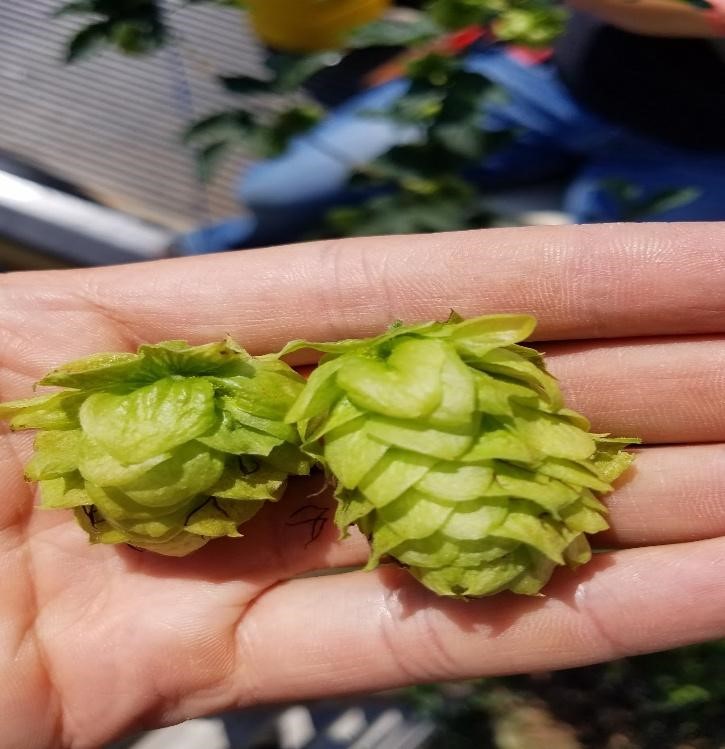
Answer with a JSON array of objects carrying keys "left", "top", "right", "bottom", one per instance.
[
  {"left": 1, "top": 221, "right": 724, "bottom": 748},
  {"left": 567, "top": 0, "right": 725, "bottom": 38}
]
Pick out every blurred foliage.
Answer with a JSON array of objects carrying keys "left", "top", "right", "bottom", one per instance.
[
  {"left": 409, "top": 641, "right": 725, "bottom": 748},
  {"left": 57, "top": 0, "right": 565, "bottom": 234},
  {"left": 55, "top": 0, "right": 166, "bottom": 60},
  {"left": 599, "top": 180, "right": 701, "bottom": 222},
  {"left": 56, "top": 3, "right": 692, "bottom": 230}
]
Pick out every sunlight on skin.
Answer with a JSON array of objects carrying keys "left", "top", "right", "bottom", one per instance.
[{"left": 0, "top": 222, "right": 724, "bottom": 748}]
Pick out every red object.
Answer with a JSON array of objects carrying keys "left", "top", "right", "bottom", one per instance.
[
  {"left": 506, "top": 46, "right": 553, "bottom": 65},
  {"left": 364, "top": 25, "right": 487, "bottom": 87},
  {"left": 704, "top": 7, "right": 725, "bottom": 35},
  {"left": 444, "top": 26, "right": 487, "bottom": 53}
]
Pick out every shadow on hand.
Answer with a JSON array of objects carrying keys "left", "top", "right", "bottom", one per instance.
[
  {"left": 372, "top": 545, "right": 617, "bottom": 642},
  {"left": 115, "top": 472, "right": 369, "bottom": 588}
]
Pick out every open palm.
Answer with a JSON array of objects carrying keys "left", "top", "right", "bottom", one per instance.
[{"left": 2, "top": 223, "right": 724, "bottom": 749}]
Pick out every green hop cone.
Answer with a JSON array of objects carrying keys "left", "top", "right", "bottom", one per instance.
[
  {"left": 283, "top": 313, "right": 639, "bottom": 597},
  {"left": 0, "top": 339, "right": 313, "bottom": 555}
]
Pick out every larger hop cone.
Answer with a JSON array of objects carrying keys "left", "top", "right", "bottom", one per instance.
[
  {"left": 284, "top": 314, "right": 638, "bottom": 597},
  {"left": 0, "top": 339, "right": 312, "bottom": 555}
]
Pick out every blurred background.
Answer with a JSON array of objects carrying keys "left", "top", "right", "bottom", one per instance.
[{"left": 2, "top": 1, "right": 724, "bottom": 746}]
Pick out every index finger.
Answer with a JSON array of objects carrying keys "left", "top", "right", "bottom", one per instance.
[{"left": 2, "top": 222, "right": 724, "bottom": 354}]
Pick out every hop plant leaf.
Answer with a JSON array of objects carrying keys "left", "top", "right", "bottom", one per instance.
[
  {"left": 282, "top": 313, "right": 639, "bottom": 598},
  {"left": 0, "top": 339, "right": 313, "bottom": 556}
]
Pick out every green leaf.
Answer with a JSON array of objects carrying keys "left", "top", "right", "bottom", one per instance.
[
  {"left": 110, "top": 18, "right": 165, "bottom": 55},
  {"left": 448, "top": 314, "right": 536, "bottom": 356},
  {"left": 184, "top": 498, "right": 241, "bottom": 538},
  {"left": 197, "top": 412, "right": 283, "bottom": 457},
  {"left": 209, "top": 462, "right": 286, "bottom": 501},
  {"left": 80, "top": 377, "right": 218, "bottom": 463},
  {"left": 378, "top": 488, "right": 454, "bottom": 540},
  {"left": 411, "top": 555, "right": 528, "bottom": 597},
  {"left": 358, "top": 448, "right": 436, "bottom": 507},
  {"left": 264, "top": 441, "right": 314, "bottom": 475},
  {"left": 425, "top": 346, "right": 476, "bottom": 428},
  {"left": 628, "top": 187, "right": 700, "bottom": 221},
  {"left": 474, "top": 347, "right": 562, "bottom": 407},
  {"left": 137, "top": 339, "right": 253, "bottom": 378},
  {"left": 508, "top": 550, "right": 557, "bottom": 594},
  {"left": 347, "top": 17, "right": 440, "bottom": 48},
  {"left": 335, "top": 490, "right": 374, "bottom": 529},
  {"left": 512, "top": 403, "right": 596, "bottom": 461},
  {"left": 39, "top": 473, "right": 91, "bottom": 509},
  {"left": 366, "top": 414, "right": 476, "bottom": 460},
  {"left": 131, "top": 532, "right": 210, "bottom": 556},
  {"left": 115, "top": 443, "right": 226, "bottom": 508},
  {"left": 185, "top": 497, "right": 263, "bottom": 537},
  {"left": 440, "top": 497, "right": 508, "bottom": 540},
  {"left": 0, "top": 391, "right": 85, "bottom": 430},
  {"left": 560, "top": 499, "right": 609, "bottom": 534},
  {"left": 459, "top": 418, "right": 533, "bottom": 462},
  {"left": 473, "top": 370, "right": 538, "bottom": 416},
  {"left": 85, "top": 482, "right": 192, "bottom": 524},
  {"left": 285, "top": 358, "right": 346, "bottom": 423},
  {"left": 537, "top": 457, "right": 611, "bottom": 492},
  {"left": 267, "top": 52, "right": 340, "bottom": 91},
  {"left": 220, "top": 398, "right": 298, "bottom": 443},
  {"left": 325, "top": 417, "right": 389, "bottom": 489},
  {"left": 218, "top": 498, "right": 265, "bottom": 525},
  {"left": 427, "top": 0, "right": 497, "bottom": 30},
  {"left": 563, "top": 534, "right": 592, "bottom": 565},
  {"left": 491, "top": 509, "right": 571, "bottom": 564},
  {"left": 183, "top": 110, "right": 255, "bottom": 146},
  {"left": 306, "top": 396, "right": 363, "bottom": 442},
  {"left": 196, "top": 141, "right": 230, "bottom": 182},
  {"left": 39, "top": 351, "right": 144, "bottom": 389},
  {"left": 104, "top": 510, "right": 189, "bottom": 542},
  {"left": 66, "top": 21, "right": 111, "bottom": 63},
  {"left": 337, "top": 338, "right": 448, "bottom": 419},
  {"left": 259, "top": 105, "right": 324, "bottom": 157},
  {"left": 219, "top": 74, "right": 274, "bottom": 95},
  {"left": 590, "top": 441, "right": 638, "bottom": 484},
  {"left": 73, "top": 506, "right": 129, "bottom": 545},
  {"left": 417, "top": 462, "right": 494, "bottom": 502},
  {"left": 223, "top": 366, "right": 305, "bottom": 421},
  {"left": 78, "top": 435, "right": 172, "bottom": 487},
  {"left": 25, "top": 430, "right": 82, "bottom": 481},
  {"left": 493, "top": 6, "right": 567, "bottom": 47},
  {"left": 397, "top": 535, "right": 516, "bottom": 568},
  {"left": 494, "top": 463, "right": 580, "bottom": 514}
]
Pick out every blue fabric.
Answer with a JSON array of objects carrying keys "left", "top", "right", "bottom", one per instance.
[{"left": 180, "top": 45, "right": 725, "bottom": 254}]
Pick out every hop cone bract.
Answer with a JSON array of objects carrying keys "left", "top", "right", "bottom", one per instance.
[
  {"left": 0, "top": 339, "right": 312, "bottom": 555},
  {"left": 284, "top": 314, "right": 638, "bottom": 597}
]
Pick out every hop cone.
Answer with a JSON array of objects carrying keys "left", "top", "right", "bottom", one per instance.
[
  {"left": 284, "top": 314, "right": 638, "bottom": 597},
  {"left": 0, "top": 339, "right": 312, "bottom": 555}
]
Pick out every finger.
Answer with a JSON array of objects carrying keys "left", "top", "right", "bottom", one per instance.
[
  {"left": 543, "top": 335, "right": 725, "bottom": 443},
  {"left": 208, "top": 443, "right": 725, "bottom": 573},
  {"left": 226, "top": 537, "right": 725, "bottom": 708},
  {"left": 2, "top": 223, "right": 724, "bottom": 359},
  {"left": 599, "top": 444, "right": 725, "bottom": 546}
]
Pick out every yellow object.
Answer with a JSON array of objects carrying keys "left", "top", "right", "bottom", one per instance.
[{"left": 245, "top": 0, "right": 391, "bottom": 52}]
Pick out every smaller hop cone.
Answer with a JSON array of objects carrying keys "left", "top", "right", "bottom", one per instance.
[
  {"left": 284, "top": 313, "right": 639, "bottom": 597},
  {"left": 0, "top": 339, "right": 312, "bottom": 555}
]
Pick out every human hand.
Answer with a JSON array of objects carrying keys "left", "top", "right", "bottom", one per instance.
[
  {"left": 2, "top": 222, "right": 724, "bottom": 749},
  {"left": 566, "top": 0, "right": 725, "bottom": 38}
]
